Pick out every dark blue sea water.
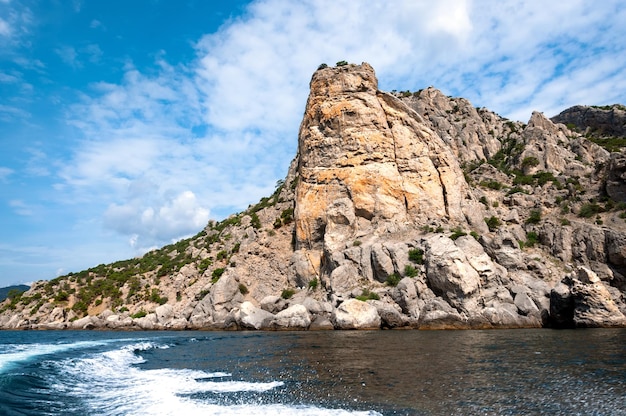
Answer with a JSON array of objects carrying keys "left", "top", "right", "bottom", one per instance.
[{"left": 0, "top": 329, "right": 624, "bottom": 415}]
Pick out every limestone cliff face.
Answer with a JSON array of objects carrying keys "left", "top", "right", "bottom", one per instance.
[
  {"left": 295, "top": 63, "right": 470, "bottom": 250},
  {"left": 2, "top": 62, "right": 626, "bottom": 330}
]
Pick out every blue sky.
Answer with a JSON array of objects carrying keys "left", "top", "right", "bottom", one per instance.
[{"left": 1, "top": 0, "right": 625, "bottom": 287}]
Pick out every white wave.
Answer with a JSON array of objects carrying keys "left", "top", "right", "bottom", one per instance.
[
  {"left": 0, "top": 340, "right": 113, "bottom": 373},
  {"left": 48, "top": 341, "right": 380, "bottom": 416}
]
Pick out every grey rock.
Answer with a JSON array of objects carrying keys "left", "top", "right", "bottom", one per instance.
[
  {"left": 260, "top": 295, "right": 288, "bottom": 314},
  {"left": 331, "top": 299, "right": 381, "bottom": 329},
  {"left": 271, "top": 304, "right": 311, "bottom": 329},
  {"left": 237, "top": 301, "right": 275, "bottom": 330}
]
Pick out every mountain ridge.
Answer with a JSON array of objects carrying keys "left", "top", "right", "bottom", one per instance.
[{"left": 2, "top": 62, "right": 625, "bottom": 330}]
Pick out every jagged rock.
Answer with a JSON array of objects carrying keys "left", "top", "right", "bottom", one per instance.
[
  {"left": 260, "top": 295, "right": 288, "bottom": 314},
  {"left": 391, "top": 277, "right": 420, "bottom": 318},
  {"left": 424, "top": 235, "right": 480, "bottom": 308},
  {"left": 552, "top": 104, "right": 626, "bottom": 138},
  {"left": 370, "top": 300, "right": 410, "bottom": 328},
  {"left": 297, "top": 297, "right": 333, "bottom": 315},
  {"left": 371, "top": 243, "right": 396, "bottom": 283},
  {"left": 328, "top": 264, "right": 361, "bottom": 295},
  {"left": 309, "top": 315, "right": 334, "bottom": 330},
  {"left": 135, "top": 313, "right": 158, "bottom": 330},
  {"left": 237, "top": 301, "right": 275, "bottom": 330},
  {"left": 570, "top": 267, "right": 626, "bottom": 327},
  {"left": 606, "top": 152, "right": 626, "bottom": 202},
  {"left": 485, "top": 229, "right": 526, "bottom": 270},
  {"left": 551, "top": 267, "right": 626, "bottom": 328},
  {"left": 271, "top": 304, "right": 311, "bottom": 329},
  {"left": 550, "top": 282, "right": 575, "bottom": 327},
  {"left": 155, "top": 304, "right": 174, "bottom": 324},
  {"left": 418, "top": 298, "right": 466, "bottom": 329},
  {"left": 331, "top": 299, "right": 381, "bottom": 329},
  {"left": 295, "top": 62, "right": 470, "bottom": 254},
  {"left": 49, "top": 307, "right": 65, "bottom": 322},
  {"left": 513, "top": 292, "right": 539, "bottom": 316},
  {"left": 70, "top": 316, "right": 96, "bottom": 330}
]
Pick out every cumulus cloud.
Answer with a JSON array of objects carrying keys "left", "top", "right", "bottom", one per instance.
[{"left": 103, "top": 190, "right": 209, "bottom": 248}]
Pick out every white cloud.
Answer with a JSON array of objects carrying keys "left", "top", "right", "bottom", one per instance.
[
  {"left": 0, "top": 166, "right": 13, "bottom": 181},
  {"left": 0, "top": 103, "right": 29, "bottom": 121},
  {"left": 103, "top": 190, "right": 209, "bottom": 248},
  {"left": 9, "top": 199, "right": 34, "bottom": 216},
  {"left": 0, "top": 18, "right": 10, "bottom": 36},
  {"left": 55, "top": 45, "right": 80, "bottom": 68}
]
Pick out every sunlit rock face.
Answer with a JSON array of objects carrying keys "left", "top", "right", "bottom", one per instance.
[{"left": 295, "top": 63, "right": 473, "bottom": 252}]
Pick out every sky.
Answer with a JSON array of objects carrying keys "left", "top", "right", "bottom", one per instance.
[{"left": 1, "top": 0, "right": 625, "bottom": 287}]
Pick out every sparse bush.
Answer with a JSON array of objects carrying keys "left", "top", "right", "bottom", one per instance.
[
  {"left": 449, "top": 227, "right": 467, "bottom": 240},
  {"left": 281, "top": 288, "right": 295, "bottom": 299},
  {"left": 250, "top": 212, "right": 261, "bottom": 229},
  {"left": 526, "top": 210, "right": 542, "bottom": 224},
  {"left": 317, "top": 63, "right": 328, "bottom": 70},
  {"left": 479, "top": 196, "right": 489, "bottom": 206},
  {"left": 408, "top": 248, "right": 425, "bottom": 264},
  {"left": 480, "top": 180, "right": 503, "bottom": 190},
  {"left": 131, "top": 309, "right": 147, "bottom": 319},
  {"left": 356, "top": 289, "right": 379, "bottom": 301},
  {"left": 353, "top": 240, "right": 362, "bottom": 247},
  {"left": 560, "top": 218, "right": 571, "bottom": 226},
  {"left": 404, "top": 265, "right": 418, "bottom": 277},
  {"left": 522, "top": 156, "right": 540, "bottom": 168},
  {"left": 238, "top": 284, "right": 249, "bottom": 295},
  {"left": 513, "top": 174, "right": 534, "bottom": 185},
  {"left": 308, "top": 278, "right": 318, "bottom": 290},
  {"left": 525, "top": 231, "right": 539, "bottom": 247},
  {"left": 54, "top": 291, "right": 69, "bottom": 302},
  {"left": 336, "top": 60, "right": 348, "bottom": 66},
  {"left": 211, "top": 268, "right": 225, "bottom": 283},
  {"left": 485, "top": 216, "right": 502, "bottom": 231},
  {"left": 385, "top": 273, "right": 402, "bottom": 287},
  {"left": 579, "top": 202, "right": 603, "bottom": 218},
  {"left": 507, "top": 186, "right": 527, "bottom": 195},
  {"left": 470, "top": 231, "right": 480, "bottom": 241}
]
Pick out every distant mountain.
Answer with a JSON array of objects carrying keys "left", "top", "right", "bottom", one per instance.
[
  {"left": 1, "top": 62, "right": 625, "bottom": 330},
  {"left": 0, "top": 285, "right": 30, "bottom": 302}
]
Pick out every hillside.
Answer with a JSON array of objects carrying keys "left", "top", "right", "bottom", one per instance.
[{"left": 1, "top": 62, "right": 625, "bottom": 330}]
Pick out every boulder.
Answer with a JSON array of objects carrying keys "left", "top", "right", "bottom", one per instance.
[
  {"left": 370, "top": 300, "right": 410, "bottom": 328},
  {"left": 331, "top": 299, "right": 381, "bottom": 329},
  {"left": 237, "top": 301, "right": 275, "bottom": 330},
  {"left": 155, "top": 304, "right": 174, "bottom": 324},
  {"left": 271, "top": 304, "right": 311, "bottom": 329},
  {"left": 424, "top": 235, "right": 480, "bottom": 308},
  {"left": 260, "top": 295, "right": 288, "bottom": 314}
]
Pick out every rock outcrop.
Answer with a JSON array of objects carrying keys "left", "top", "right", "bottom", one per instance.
[
  {"left": 2, "top": 62, "right": 625, "bottom": 330},
  {"left": 552, "top": 104, "right": 626, "bottom": 138}
]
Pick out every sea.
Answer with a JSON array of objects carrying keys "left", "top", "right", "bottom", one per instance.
[{"left": 0, "top": 329, "right": 624, "bottom": 415}]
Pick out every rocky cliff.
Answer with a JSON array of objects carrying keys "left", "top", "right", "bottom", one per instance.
[{"left": 2, "top": 62, "right": 626, "bottom": 330}]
